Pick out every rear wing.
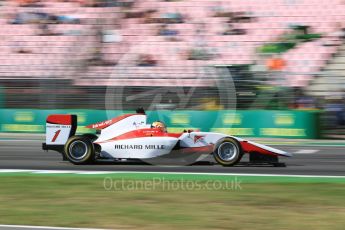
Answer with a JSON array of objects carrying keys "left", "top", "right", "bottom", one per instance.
[{"left": 43, "top": 114, "right": 77, "bottom": 152}]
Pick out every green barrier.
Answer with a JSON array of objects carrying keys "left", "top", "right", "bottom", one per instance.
[
  {"left": 148, "top": 110, "right": 320, "bottom": 138},
  {"left": 0, "top": 109, "right": 321, "bottom": 138}
]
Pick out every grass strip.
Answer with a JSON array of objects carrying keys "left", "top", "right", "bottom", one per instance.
[{"left": 0, "top": 174, "right": 344, "bottom": 229}]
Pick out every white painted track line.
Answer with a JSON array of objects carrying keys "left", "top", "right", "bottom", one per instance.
[
  {"left": 0, "top": 169, "right": 345, "bottom": 178},
  {"left": 0, "top": 224, "right": 106, "bottom": 230},
  {"left": 294, "top": 149, "right": 319, "bottom": 154}
]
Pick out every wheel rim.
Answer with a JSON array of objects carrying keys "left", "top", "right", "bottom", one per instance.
[
  {"left": 69, "top": 141, "right": 88, "bottom": 160},
  {"left": 217, "top": 142, "right": 238, "bottom": 161}
]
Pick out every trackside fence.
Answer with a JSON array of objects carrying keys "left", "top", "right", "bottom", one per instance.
[{"left": 0, "top": 109, "right": 321, "bottom": 139}]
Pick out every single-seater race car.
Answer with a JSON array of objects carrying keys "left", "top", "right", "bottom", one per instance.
[{"left": 42, "top": 109, "right": 292, "bottom": 166}]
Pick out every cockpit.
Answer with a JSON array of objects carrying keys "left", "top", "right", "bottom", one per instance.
[{"left": 151, "top": 121, "right": 167, "bottom": 132}]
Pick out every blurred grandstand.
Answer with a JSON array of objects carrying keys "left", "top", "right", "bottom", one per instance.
[{"left": 0, "top": 0, "right": 344, "bottom": 132}]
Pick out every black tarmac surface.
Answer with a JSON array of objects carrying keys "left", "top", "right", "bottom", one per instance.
[{"left": 0, "top": 140, "right": 344, "bottom": 176}]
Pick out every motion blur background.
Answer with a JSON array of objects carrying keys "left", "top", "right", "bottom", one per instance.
[{"left": 0, "top": 0, "right": 344, "bottom": 138}]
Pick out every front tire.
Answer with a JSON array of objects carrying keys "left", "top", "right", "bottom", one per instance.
[
  {"left": 213, "top": 138, "right": 243, "bottom": 166},
  {"left": 64, "top": 136, "right": 95, "bottom": 164}
]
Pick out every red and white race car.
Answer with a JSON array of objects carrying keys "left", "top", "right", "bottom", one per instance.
[{"left": 42, "top": 109, "right": 292, "bottom": 166}]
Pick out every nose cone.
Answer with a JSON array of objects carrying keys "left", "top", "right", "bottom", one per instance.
[
  {"left": 271, "top": 147, "right": 293, "bottom": 157},
  {"left": 247, "top": 141, "right": 293, "bottom": 157}
]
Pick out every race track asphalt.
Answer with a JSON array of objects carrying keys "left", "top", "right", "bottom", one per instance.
[{"left": 0, "top": 139, "right": 344, "bottom": 176}]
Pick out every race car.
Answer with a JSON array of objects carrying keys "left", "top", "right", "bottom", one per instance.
[{"left": 42, "top": 109, "right": 292, "bottom": 166}]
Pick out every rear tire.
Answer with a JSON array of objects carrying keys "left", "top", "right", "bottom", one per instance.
[
  {"left": 213, "top": 138, "right": 243, "bottom": 166},
  {"left": 64, "top": 136, "right": 95, "bottom": 165}
]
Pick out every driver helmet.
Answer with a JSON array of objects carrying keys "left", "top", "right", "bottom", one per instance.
[{"left": 151, "top": 121, "right": 167, "bottom": 132}]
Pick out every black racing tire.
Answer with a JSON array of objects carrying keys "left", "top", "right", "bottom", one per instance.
[
  {"left": 64, "top": 135, "right": 95, "bottom": 165},
  {"left": 61, "top": 152, "right": 68, "bottom": 161},
  {"left": 213, "top": 137, "right": 243, "bottom": 167}
]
